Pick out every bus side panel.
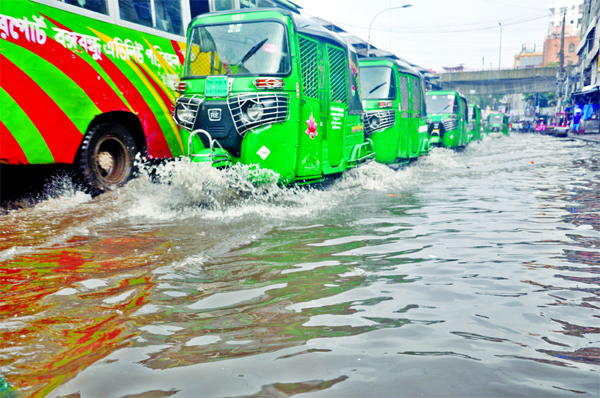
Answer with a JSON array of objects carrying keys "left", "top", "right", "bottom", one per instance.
[
  {"left": 324, "top": 44, "right": 347, "bottom": 169},
  {"left": 370, "top": 126, "right": 399, "bottom": 164},
  {"left": 296, "top": 35, "right": 322, "bottom": 179},
  {"left": 0, "top": 0, "right": 185, "bottom": 165},
  {"left": 409, "top": 76, "right": 421, "bottom": 158},
  {"left": 396, "top": 74, "right": 411, "bottom": 160}
]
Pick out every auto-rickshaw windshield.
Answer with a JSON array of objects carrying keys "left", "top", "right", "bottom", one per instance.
[
  {"left": 360, "top": 66, "right": 396, "bottom": 100},
  {"left": 185, "top": 21, "right": 290, "bottom": 77},
  {"left": 426, "top": 95, "right": 457, "bottom": 114},
  {"left": 489, "top": 115, "right": 503, "bottom": 123}
]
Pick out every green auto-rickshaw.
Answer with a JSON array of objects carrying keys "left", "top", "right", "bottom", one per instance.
[
  {"left": 359, "top": 57, "right": 430, "bottom": 165},
  {"left": 425, "top": 91, "right": 469, "bottom": 148},
  {"left": 486, "top": 113, "right": 509, "bottom": 136},
  {"left": 173, "top": 8, "right": 374, "bottom": 185},
  {"left": 468, "top": 103, "right": 483, "bottom": 142}
]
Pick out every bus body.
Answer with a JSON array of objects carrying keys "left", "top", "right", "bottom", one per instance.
[
  {"left": 0, "top": 0, "right": 302, "bottom": 192},
  {"left": 0, "top": 0, "right": 192, "bottom": 191},
  {"left": 468, "top": 103, "right": 483, "bottom": 142},
  {"left": 425, "top": 90, "right": 469, "bottom": 148},
  {"left": 359, "top": 57, "right": 429, "bottom": 165},
  {"left": 486, "top": 113, "right": 509, "bottom": 136},
  {"left": 172, "top": 9, "right": 373, "bottom": 185}
]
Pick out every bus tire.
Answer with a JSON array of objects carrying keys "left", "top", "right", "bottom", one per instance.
[{"left": 78, "top": 122, "right": 138, "bottom": 194}]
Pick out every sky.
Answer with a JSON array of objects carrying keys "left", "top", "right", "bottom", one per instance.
[{"left": 293, "top": 0, "right": 554, "bottom": 72}]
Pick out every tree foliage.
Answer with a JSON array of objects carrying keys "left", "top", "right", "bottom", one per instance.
[{"left": 523, "top": 92, "right": 557, "bottom": 108}]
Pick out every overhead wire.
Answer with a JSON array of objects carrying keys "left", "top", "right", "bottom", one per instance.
[{"left": 331, "top": 13, "right": 551, "bottom": 35}]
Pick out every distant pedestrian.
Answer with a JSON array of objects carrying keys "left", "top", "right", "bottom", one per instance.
[{"left": 573, "top": 112, "right": 581, "bottom": 134}]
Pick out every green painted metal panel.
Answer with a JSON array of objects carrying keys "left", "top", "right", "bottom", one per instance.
[
  {"left": 4, "top": 40, "right": 99, "bottom": 134},
  {"left": 0, "top": 88, "right": 55, "bottom": 164}
]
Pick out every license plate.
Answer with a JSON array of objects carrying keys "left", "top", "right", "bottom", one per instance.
[{"left": 205, "top": 76, "right": 229, "bottom": 97}]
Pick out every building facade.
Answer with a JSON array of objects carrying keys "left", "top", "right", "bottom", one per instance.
[
  {"left": 571, "top": 0, "right": 600, "bottom": 132},
  {"left": 543, "top": 0, "right": 584, "bottom": 66},
  {"left": 514, "top": 44, "right": 543, "bottom": 68},
  {"left": 543, "top": 36, "right": 581, "bottom": 65},
  {"left": 547, "top": 0, "right": 585, "bottom": 38}
]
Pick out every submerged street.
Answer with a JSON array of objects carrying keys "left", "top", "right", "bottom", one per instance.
[{"left": 1, "top": 133, "right": 599, "bottom": 397}]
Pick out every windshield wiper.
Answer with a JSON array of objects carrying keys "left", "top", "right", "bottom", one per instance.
[
  {"left": 236, "top": 38, "right": 268, "bottom": 67},
  {"left": 368, "top": 82, "right": 386, "bottom": 95}
]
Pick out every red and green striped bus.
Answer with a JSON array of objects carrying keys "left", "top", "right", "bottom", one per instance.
[{"left": 0, "top": 0, "right": 301, "bottom": 193}]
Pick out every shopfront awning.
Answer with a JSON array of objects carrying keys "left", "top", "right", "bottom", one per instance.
[{"left": 572, "top": 86, "right": 599, "bottom": 103}]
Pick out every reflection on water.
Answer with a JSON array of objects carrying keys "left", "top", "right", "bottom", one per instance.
[{"left": 0, "top": 134, "right": 598, "bottom": 397}]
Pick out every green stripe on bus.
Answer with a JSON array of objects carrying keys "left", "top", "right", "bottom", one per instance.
[
  {"left": 0, "top": 88, "right": 55, "bottom": 164},
  {"left": 3, "top": 40, "right": 100, "bottom": 134},
  {"left": 77, "top": 40, "right": 135, "bottom": 112}
]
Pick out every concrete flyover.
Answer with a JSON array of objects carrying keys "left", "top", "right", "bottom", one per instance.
[{"left": 437, "top": 67, "right": 559, "bottom": 95}]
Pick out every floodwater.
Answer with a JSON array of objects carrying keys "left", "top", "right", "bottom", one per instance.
[{"left": 0, "top": 133, "right": 598, "bottom": 398}]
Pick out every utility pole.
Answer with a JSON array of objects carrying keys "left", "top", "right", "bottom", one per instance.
[
  {"left": 557, "top": 11, "right": 566, "bottom": 112},
  {"left": 498, "top": 22, "right": 502, "bottom": 70}
]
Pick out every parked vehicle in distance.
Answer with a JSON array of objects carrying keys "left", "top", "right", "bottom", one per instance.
[
  {"left": 426, "top": 91, "right": 469, "bottom": 148},
  {"left": 486, "top": 113, "right": 509, "bottom": 136},
  {"left": 552, "top": 112, "right": 569, "bottom": 137},
  {"left": 468, "top": 103, "right": 483, "bottom": 142},
  {"left": 172, "top": 8, "right": 374, "bottom": 185},
  {"left": 359, "top": 57, "right": 430, "bottom": 165},
  {"left": 536, "top": 115, "right": 549, "bottom": 135}
]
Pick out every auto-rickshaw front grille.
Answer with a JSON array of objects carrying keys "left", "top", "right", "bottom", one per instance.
[
  {"left": 327, "top": 44, "right": 348, "bottom": 103},
  {"left": 228, "top": 93, "right": 289, "bottom": 136},
  {"left": 298, "top": 36, "right": 319, "bottom": 99},
  {"left": 398, "top": 75, "right": 410, "bottom": 112},
  {"left": 172, "top": 95, "right": 203, "bottom": 131},
  {"left": 442, "top": 119, "right": 458, "bottom": 132},
  {"left": 362, "top": 110, "right": 395, "bottom": 135}
]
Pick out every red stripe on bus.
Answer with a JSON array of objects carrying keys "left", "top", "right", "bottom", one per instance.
[
  {"left": 95, "top": 56, "right": 172, "bottom": 158},
  {"left": 0, "top": 121, "right": 29, "bottom": 165},
  {"left": 40, "top": 13, "right": 70, "bottom": 32},
  {"left": 133, "top": 61, "right": 172, "bottom": 109},
  {"left": 170, "top": 40, "right": 185, "bottom": 66},
  {"left": 4, "top": 28, "right": 129, "bottom": 114},
  {"left": 41, "top": 14, "right": 173, "bottom": 159},
  {"left": 0, "top": 55, "right": 82, "bottom": 163}
]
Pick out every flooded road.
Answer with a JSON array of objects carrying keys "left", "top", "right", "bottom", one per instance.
[{"left": 1, "top": 133, "right": 598, "bottom": 398}]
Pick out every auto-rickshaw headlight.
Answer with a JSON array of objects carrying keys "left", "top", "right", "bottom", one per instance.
[
  {"left": 246, "top": 103, "right": 264, "bottom": 121},
  {"left": 370, "top": 116, "right": 381, "bottom": 129},
  {"left": 176, "top": 105, "right": 195, "bottom": 124}
]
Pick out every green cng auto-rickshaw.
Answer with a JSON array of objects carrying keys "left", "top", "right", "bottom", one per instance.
[
  {"left": 486, "top": 113, "right": 509, "bottom": 136},
  {"left": 173, "top": 8, "right": 374, "bottom": 185},
  {"left": 468, "top": 103, "right": 483, "bottom": 142},
  {"left": 425, "top": 91, "right": 469, "bottom": 148},
  {"left": 359, "top": 57, "right": 430, "bottom": 165}
]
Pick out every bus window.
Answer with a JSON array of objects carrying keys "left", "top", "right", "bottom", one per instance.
[
  {"left": 60, "top": 0, "right": 108, "bottom": 15},
  {"left": 155, "top": 0, "right": 183, "bottom": 35},
  {"left": 119, "top": 0, "right": 152, "bottom": 28},
  {"left": 118, "top": 0, "right": 183, "bottom": 35},
  {"left": 190, "top": 0, "right": 210, "bottom": 18},
  {"left": 214, "top": 0, "right": 235, "bottom": 11}
]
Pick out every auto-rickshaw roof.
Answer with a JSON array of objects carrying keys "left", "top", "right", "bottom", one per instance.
[
  {"left": 360, "top": 57, "right": 422, "bottom": 79},
  {"left": 291, "top": 13, "right": 349, "bottom": 49},
  {"left": 427, "top": 90, "right": 466, "bottom": 101},
  {"left": 189, "top": 8, "right": 349, "bottom": 50}
]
